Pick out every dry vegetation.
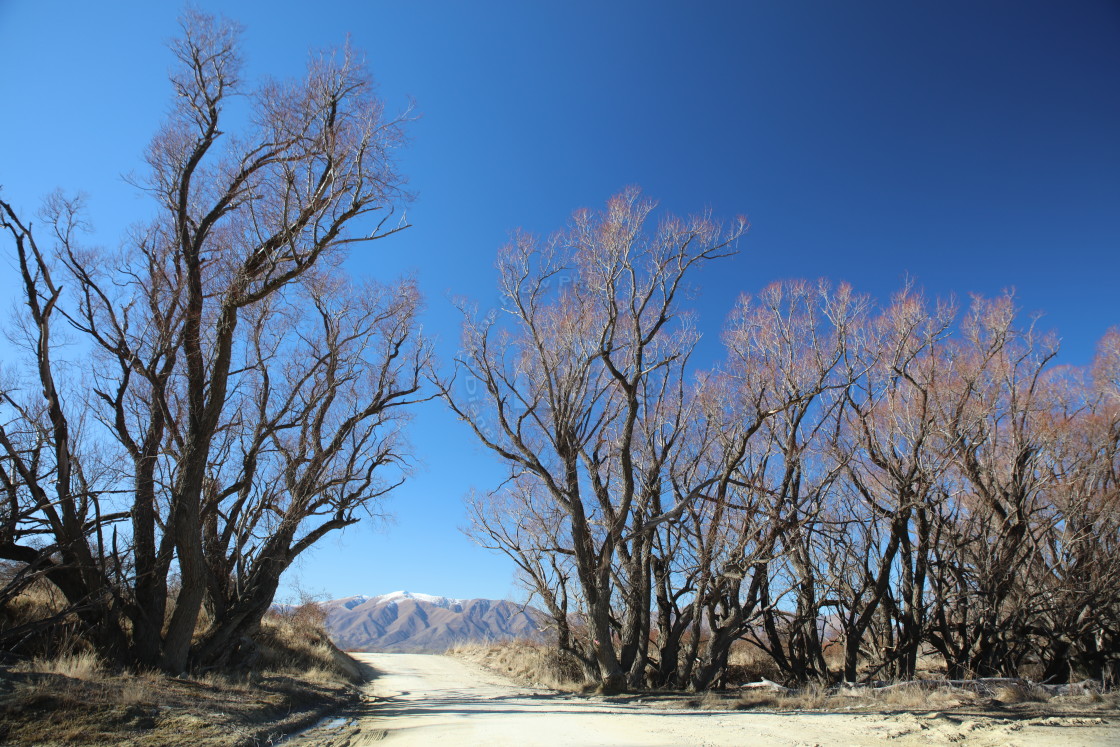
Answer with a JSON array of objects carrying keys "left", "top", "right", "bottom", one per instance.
[
  {"left": 0, "top": 594, "right": 364, "bottom": 747},
  {"left": 449, "top": 191, "right": 1120, "bottom": 691},
  {"left": 455, "top": 636, "right": 1120, "bottom": 730},
  {"left": 697, "top": 680, "right": 1120, "bottom": 721},
  {"left": 0, "top": 8, "right": 420, "bottom": 677},
  {"left": 451, "top": 639, "right": 587, "bottom": 692}
]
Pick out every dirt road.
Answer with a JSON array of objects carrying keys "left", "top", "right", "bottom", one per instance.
[{"left": 286, "top": 653, "right": 1116, "bottom": 746}]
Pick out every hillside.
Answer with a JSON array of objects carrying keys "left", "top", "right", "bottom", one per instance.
[{"left": 321, "top": 592, "right": 547, "bottom": 652}]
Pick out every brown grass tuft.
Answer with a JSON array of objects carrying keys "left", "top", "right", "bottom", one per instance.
[
  {"left": 0, "top": 575, "right": 89, "bottom": 662},
  {"left": 878, "top": 683, "right": 982, "bottom": 710},
  {"left": 735, "top": 689, "right": 782, "bottom": 709},
  {"left": 14, "top": 650, "right": 104, "bottom": 680}
]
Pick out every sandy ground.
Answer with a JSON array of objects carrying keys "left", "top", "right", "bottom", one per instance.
[{"left": 285, "top": 653, "right": 1118, "bottom": 747}]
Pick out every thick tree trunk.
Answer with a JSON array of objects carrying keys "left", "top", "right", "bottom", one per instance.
[{"left": 194, "top": 575, "right": 282, "bottom": 668}]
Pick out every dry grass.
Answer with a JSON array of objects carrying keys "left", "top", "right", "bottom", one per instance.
[
  {"left": 717, "top": 679, "right": 1083, "bottom": 715},
  {"left": 0, "top": 577, "right": 88, "bottom": 662},
  {"left": 256, "top": 603, "right": 362, "bottom": 684},
  {"left": 451, "top": 635, "right": 1119, "bottom": 728},
  {"left": 0, "top": 600, "right": 364, "bottom": 746},
  {"left": 992, "top": 682, "right": 1052, "bottom": 705},
  {"left": 725, "top": 641, "right": 783, "bottom": 685},
  {"left": 1051, "top": 690, "right": 1120, "bottom": 709},
  {"left": 451, "top": 639, "right": 587, "bottom": 692},
  {"left": 733, "top": 689, "right": 782, "bottom": 709},
  {"left": 688, "top": 682, "right": 839, "bottom": 712},
  {"left": 14, "top": 650, "right": 104, "bottom": 680},
  {"left": 726, "top": 682, "right": 832, "bottom": 711},
  {"left": 0, "top": 580, "right": 66, "bottom": 625},
  {"left": 876, "top": 683, "right": 983, "bottom": 710}
]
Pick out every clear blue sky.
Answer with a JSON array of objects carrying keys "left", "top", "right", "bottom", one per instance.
[{"left": 2, "top": 1, "right": 1118, "bottom": 603}]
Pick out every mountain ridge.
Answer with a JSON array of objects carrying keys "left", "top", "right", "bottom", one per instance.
[{"left": 319, "top": 591, "right": 547, "bottom": 653}]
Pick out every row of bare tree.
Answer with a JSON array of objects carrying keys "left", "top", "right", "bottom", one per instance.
[
  {"left": 447, "top": 191, "right": 1120, "bottom": 691},
  {"left": 0, "top": 12, "right": 425, "bottom": 672},
  {"left": 2, "top": 12, "right": 1115, "bottom": 691}
]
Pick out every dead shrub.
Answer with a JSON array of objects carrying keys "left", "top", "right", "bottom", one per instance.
[
  {"left": 697, "top": 690, "right": 738, "bottom": 710},
  {"left": 0, "top": 576, "right": 88, "bottom": 662},
  {"left": 732, "top": 683, "right": 830, "bottom": 711},
  {"left": 788, "top": 682, "right": 830, "bottom": 709}
]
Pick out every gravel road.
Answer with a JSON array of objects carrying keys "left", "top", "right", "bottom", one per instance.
[{"left": 285, "top": 653, "right": 1116, "bottom": 746}]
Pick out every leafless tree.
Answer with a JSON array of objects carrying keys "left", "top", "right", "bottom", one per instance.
[
  {"left": 830, "top": 287, "right": 956, "bottom": 681},
  {"left": 440, "top": 189, "right": 745, "bottom": 690},
  {"left": 678, "top": 280, "right": 863, "bottom": 688},
  {"left": 465, "top": 479, "right": 583, "bottom": 666},
  {"left": 928, "top": 295, "right": 1059, "bottom": 677},
  {"left": 715, "top": 282, "right": 861, "bottom": 684},
  {"left": 1026, "top": 330, "right": 1120, "bottom": 684},
  {"left": 457, "top": 245, "right": 1120, "bottom": 688},
  {"left": 194, "top": 274, "right": 426, "bottom": 666},
  {"left": 0, "top": 9, "right": 417, "bottom": 672}
]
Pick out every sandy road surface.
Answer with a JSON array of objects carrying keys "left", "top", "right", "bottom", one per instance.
[{"left": 286, "top": 653, "right": 1117, "bottom": 746}]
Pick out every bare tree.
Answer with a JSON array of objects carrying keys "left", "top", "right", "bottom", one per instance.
[
  {"left": 465, "top": 479, "right": 582, "bottom": 666},
  {"left": 678, "top": 280, "right": 862, "bottom": 688},
  {"left": 0, "top": 9, "right": 416, "bottom": 672},
  {"left": 194, "top": 274, "right": 426, "bottom": 666},
  {"left": 455, "top": 241, "right": 1120, "bottom": 689},
  {"left": 0, "top": 198, "right": 132, "bottom": 659},
  {"left": 831, "top": 287, "right": 956, "bottom": 681},
  {"left": 717, "top": 282, "right": 861, "bottom": 684},
  {"left": 440, "top": 189, "right": 745, "bottom": 691},
  {"left": 928, "top": 295, "right": 1059, "bottom": 678},
  {"left": 1027, "top": 330, "right": 1120, "bottom": 684}
]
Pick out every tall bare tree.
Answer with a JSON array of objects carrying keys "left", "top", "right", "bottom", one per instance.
[
  {"left": 676, "top": 280, "right": 862, "bottom": 688},
  {"left": 831, "top": 288, "right": 956, "bottom": 681},
  {"left": 194, "top": 274, "right": 426, "bottom": 666},
  {"left": 930, "top": 295, "right": 1059, "bottom": 677},
  {"left": 0, "top": 9, "right": 417, "bottom": 672},
  {"left": 441, "top": 189, "right": 745, "bottom": 690}
]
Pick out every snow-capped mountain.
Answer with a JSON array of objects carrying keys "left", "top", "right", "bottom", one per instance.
[{"left": 320, "top": 591, "right": 547, "bottom": 652}]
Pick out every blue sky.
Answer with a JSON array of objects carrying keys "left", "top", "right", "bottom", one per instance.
[{"left": 1, "top": 1, "right": 1118, "bottom": 603}]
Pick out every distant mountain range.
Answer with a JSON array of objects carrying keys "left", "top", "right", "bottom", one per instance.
[{"left": 320, "top": 591, "right": 548, "bottom": 652}]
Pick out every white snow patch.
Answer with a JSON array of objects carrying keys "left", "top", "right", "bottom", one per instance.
[
  {"left": 336, "top": 594, "right": 374, "bottom": 610},
  {"left": 375, "top": 590, "right": 467, "bottom": 609}
]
